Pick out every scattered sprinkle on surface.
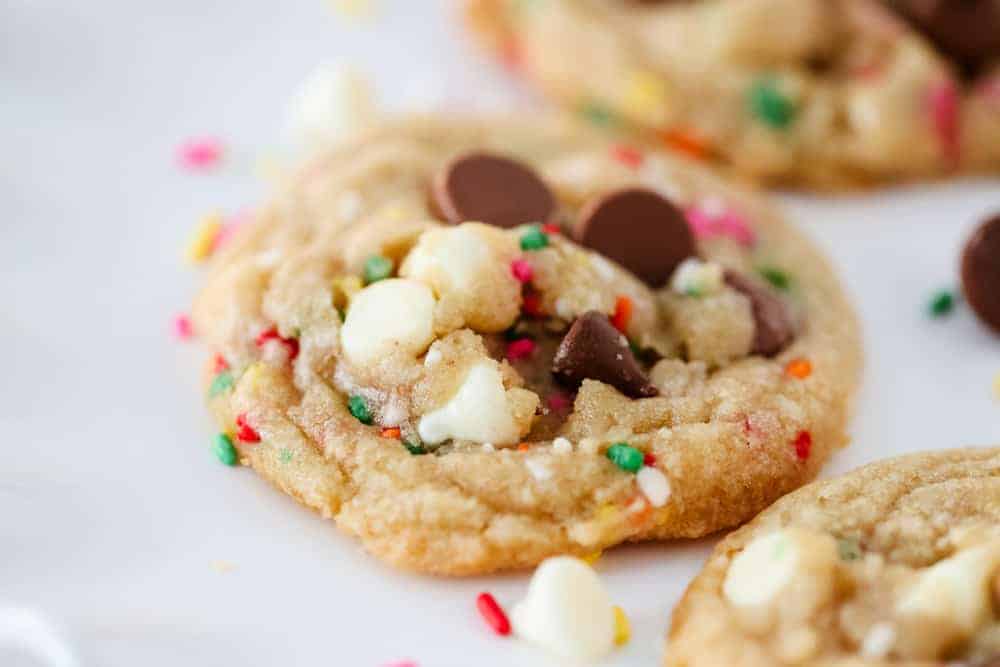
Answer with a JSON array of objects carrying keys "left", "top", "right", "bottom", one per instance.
[
  {"left": 184, "top": 213, "right": 224, "bottom": 264},
  {"left": 173, "top": 314, "right": 193, "bottom": 340},
  {"left": 476, "top": 592, "right": 511, "bottom": 636},
  {"left": 927, "top": 289, "right": 956, "bottom": 317},
  {"left": 177, "top": 137, "right": 223, "bottom": 170},
  {"left": 613, "top": 605, "right": 631, "bottom": 646}
]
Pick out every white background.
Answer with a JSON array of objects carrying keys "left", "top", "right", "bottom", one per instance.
[{"left": 2, "top": 1, "right": 998, "bottom": 666}]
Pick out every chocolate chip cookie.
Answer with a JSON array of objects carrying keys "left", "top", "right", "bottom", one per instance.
[
  {"left": 466, "top": 0, "right": 1000, "bottom": 189},
  {"left": 666, "top": 448, "right": 1000, "bottom": 666},
  {"left": 192, "top": 116, "right": 861, "bottom": 574}
]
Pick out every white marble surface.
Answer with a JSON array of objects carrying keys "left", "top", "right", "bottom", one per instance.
[{"left": 1, "top": 1, "right": 998, "bottom": 665}]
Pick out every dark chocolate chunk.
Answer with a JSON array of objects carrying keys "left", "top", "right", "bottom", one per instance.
[
  {"left": 961, "top": 212, "right": 1000, "bottom": 334},
  {"left": 552, "top": 311, "right": 658, "bottom": 398},
  {"left": 887, "top": 0, "right": 1000, "bottom": 73},
  {"left": 725, "top": 270, "right": 796, "bottom": 357},
  {"left": 430, "top": 151, "right": 556, "bottom": 228},
  {"left": 575, "top": 188, "right": 696, "bottom": 287}
]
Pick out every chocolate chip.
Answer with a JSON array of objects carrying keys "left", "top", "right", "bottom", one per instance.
[
  {"left": 552, "top": 311, "right": 658, "bottom": 398},
  {"left": 431, "top": 151, "right": 556, "bottom": 229},
  {"left": 961, "top": 213, "right": 1000, "bottom": 334},
  {"left": 725, "top": 271, "right": 795, "bottom": 357},
  {"left": 887, "top": 0, "right": 1000, "bottom": 73},
  {"left": 575, "top": 188, "right": 696, "bottom": 287}
]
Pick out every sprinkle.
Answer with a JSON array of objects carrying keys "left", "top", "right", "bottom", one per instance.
[
  {"left": 255, "top": 327, "right": 300, "bottom": 361},
  {"left": 621, "top": 70, "right": 669, "bottom": 124},
  {"left": 785, "top": 358, "right": 813, "bottom": 380},
  {"left": 235, "top": 414, "right": 260, "bottom": 443},
  {"left": 582, "top": 551, "right": 602, "bottom": 565},
  {"left": 363, "top": 255, "right": 394, "bottom": 285},
  {"left": 610, "top": 144, "right": 644, "bottom": 169},
  {"left": 552, "top": 437, "right": 573, "bottom": 454},
  {"left": 928, "top": 79, "right": 960, "bottom": 165},
  {"left": 380, "top": 427, "right": 401, "bottom": 439},
  {"left": 522, "top": 291, "right": 544, "bottom": 317},
  {"left": 404, "top": 441, "right": 427, "bottom": 456},
  {"left": 476, "top": 592, "right": 511, "bottom": 636},
  {"left": 207, "top": 371, "right": 234, "bottom": 398},
  {"left": 212, "top": 354, "right": 229, "bottom": 373},
  {"left": 606, "top": 442, "right": 644, "bottom": 473},
  {"left": 643, "top": 452, "right": 656, "bottom": 466},
  {"left": 520, "top": 225, "right": 549, "bottom": 251},
  {"left": 610, "top": 295, "right": 633, "bottom": 333},
  {"left": 613, "top": 606, "right": 631, "bottom": 646},
  {"left": 547, "top": 392, "right": 571, "bottom": 413},
  {"left": 381, "top": 662, "right": 418, "bottom": 667},
  {"left": 506, "top": 338, "right": 536, "bottom": 362},
  {"left": 659, "top": 128, "right": 711, "bottom": 161},
  {"left": 838, "top": 537, "right": 862, "bottom": 561},
  {"left": 758, "top": 266, "right": 791, "bottom": 291},
  {"left": 177, "top": 137, "right": 223, "bottom": 170},
  {"left": 510, "top": 259, "right": 534, "bottom": 283},
  {"left": 517, "top": 443, "right": 530, "bottom": 452},
  {"left": 685, "top": 203, "right": 755, "bottom": 247},
  {"left": 793, "top": 431, "right": 812, "bottom": 461},
  {"left": 213, "top": 433, "right": 238, "bottom": 466},
  {"left": 580, "top": 101, "right": 618, "bottom": 127},
  {"left": 636, "top": 466, "right": 671, "bottom": 507},
  {"left": 184, "top": 213, "right": 224, "bottom": 263},
  {"left": 927, "top": 289, "right": 955, "bottom": 318},
  {"left": 173, "top": 314, "right": 194, "bottom": 340},
  {"left": 348, "top": 395, "right": 373, "bottom": 425},
  {"left": 860, "top": 623, "right": 896, "bottom": 659},
  {"left": 748, "top": 79, "right": 796, "bottom": 129},
  {"left": 541, "top": 223, "right": 562, "bottom": 235}
]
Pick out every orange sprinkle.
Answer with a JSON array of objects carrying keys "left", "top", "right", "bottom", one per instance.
[
  {"left": 659, "top": 128, "right": 711, "bottom": 161},
  {"left": 611, "top": 295, "right": 633, "bottom": 333},
  {"left": 380, "top": 427, "right": 401, "bottom": 439},
  {"left": 517, "top": 443, "right": 530, "bottom": 452},
  {"left": 785, "top": 358, "right": 813, "bottom": 379}
]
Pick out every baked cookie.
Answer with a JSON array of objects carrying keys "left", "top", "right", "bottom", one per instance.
[
  {"left": 192, "top": 116, "right": 861, "bottom": 575},
  {"left": 466, "top": 0, "right": 1000, "bottom": 189},
  {"left": 666, "top": 448, "right": 1000, "bottom": 666}
]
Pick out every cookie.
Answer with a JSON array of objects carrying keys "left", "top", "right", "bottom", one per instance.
[
  {"left": 466, "top": 0, "right": 1000, "bottom": 189},
  {"left": 666, "top": 448, "right": 1000, "bottom": 666},
  {"left": 192, "top": 116, "right": 861, "bottom": 575}
]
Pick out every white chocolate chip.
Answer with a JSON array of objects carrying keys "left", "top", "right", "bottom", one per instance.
[
  {"left": 340, "top": 279, "right": 436, "bottom": 367},
  {"left": 284, "top": 63, "right": 375, "bottom": 151},
  {"left": 511, "top": 556, "right": 616, "bottom": 661},
  {"left": 417, "top": 362, "right": 524, "bottom": 446},
  {"left": 552, "top": 437, "right": 573, "bottom": 454},
  {"left": 860, "top": 622, "right": 896, "bottom": 659},
  {"left": 670, "top": 258, "right": 724, "bottom": 297},
  {"left": 636, "top": 467, "right": 671, "bottom": 507}
]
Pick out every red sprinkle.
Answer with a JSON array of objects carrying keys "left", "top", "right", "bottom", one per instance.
[
  {"left": 929, "top": 79, "right": 960, "bottom": 166},
  {"left": 522, "top": 292, "right": 544, "bottom": 317},
  {"left": 173, "top": 314, "right": 194, "bottom": 340},
  {"left": 476, "top": 592, "right": 511, "bottom": 636},
  {"left": 611, "top": 295, "right": 633, "bottom": 333},
  {"left": 213, "top": 354, "right": 229, "bottom": 373},
  {"left": 235, "top": 413, "right": 261, "bottom": 443},
  {"left": 255, "top": 327, "right": 300, "bottom": 360},
  {"left": 793, "top": 431, "right": 812, "bottom": 461},
  {"left": 611, "top": 144, "right": 644, "bottom": 169},
  {"left": 541, "top": 223, "right": 562, "bottom": 235},
  {"left": 546, "top": 392, "right": 571, "bottom": 412},
  {"left": 506, "top": 338, "right": 536, "bottom": 362},
  {"left": 643, "top": 453, "right": 657, "bottom": 467},
  {"left": 510, "top": 259, "right": 534, "bottom": 284}
]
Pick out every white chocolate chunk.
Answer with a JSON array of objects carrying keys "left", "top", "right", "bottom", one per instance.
[
  {"left": 897, "top": 539, "right": 1000, "bottom": 647},
  {"left": 340, "top": 279, "right": 436, "bottom": 366},
  {"left": 417, "top": 362, "right": 525, "bottom": 445},
  {"left": 636, "top": 467, "right": 671, "bottom": 507},
  {"left": 670, "top": 258, "right": 724, "bottom": 297},
  {"left": 511, "top": 556, "right": 616, "bottom": 661},
  {"left": 284, "top": 63, "right": 375, "bottom": 151}
]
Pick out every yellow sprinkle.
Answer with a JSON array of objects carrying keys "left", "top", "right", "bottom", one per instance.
[
  {"left": 333, "top": 275, "right": 364, "bottom": 307},
  {"left": 620, "top": 70, "right": 671, "bottom": 125},
  {"left": 993, "top": 371, "right": 1000, "bottom": 400},
  {"left": 613, "top": 605, "right": 630, "bottom": 646},
  {"left": 184, "top": 213, "right": 223, "bottom": 264},
  {"left": 582, "top": 551, "right": 602, "bottom": 565},
  {"left": 330, "top": 0, "right": 376, "bottom": 20},
  {"left": 242, "top": 362, "right": 266, "bottom": 390},
  {"left": 596, "top": 503, "right": 619, "bottom": 524}
]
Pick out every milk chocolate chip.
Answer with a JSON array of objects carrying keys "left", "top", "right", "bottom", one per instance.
[
  {"left": 575, "top": 188, "right": 696, "bottom": 287},
  {"left": 725, "top": 271, "right": 795, "bottom": 357},
  {"left": 552, "top": 311, "right": 658, "bottom": 398},
  {"left": 431, "top": 151, "right": 556, "bottom": 228},
  {"left": 887, "top": 0, "right": 1000, "bottom": 73},
  {"left": 961, "top": 213, "right": 1000, "bottom": 334}
]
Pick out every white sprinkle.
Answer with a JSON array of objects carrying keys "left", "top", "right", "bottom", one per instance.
[
  {"left": 637, "top": 466, "right": 671, "bottom": 507},
  {"left": 482, "top": 442, "right": 495, "bottom": 453},
  {"left": 860, "top": 623, "right": 896, "bottom": 659},
  {"left": 552, "top": 437, "right": 573, "bottom": 454},
  {"left": 526, "top": 458, "right": 553, "bottom": 481}
]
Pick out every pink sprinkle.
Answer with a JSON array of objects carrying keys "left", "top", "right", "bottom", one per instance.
[
  {"left": 381, "top": 662, "right": 418, "bottom": 667},
  {"left": 178, "top": 137, "right": 223, "bottom": 170},
  {"left": 546, "top": 392, "right": 571, "bottom": 412},
  {"left": 929, "top": 79, "right": 960, "bottom": 166},
  {"left": 510, "top": 258, "right": 534, "bottom": 283},
  {"left": 610, "top": 144, "right": 644, "bottom": 169},
  {"left": 685, "top": 205, "right": 755, "bottom": 247},
  {"left": 506, "top": 338, "right": 536, "bottom": 362},
  {"left": 173, "top": 314, "right": 193, "bottom": 340}
]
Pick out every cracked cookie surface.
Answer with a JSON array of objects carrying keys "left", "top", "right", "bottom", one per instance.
[{"left": 192, "top": 116, "right": 861, "bottom": 575}]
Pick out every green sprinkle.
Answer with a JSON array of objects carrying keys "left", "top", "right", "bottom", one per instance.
[
  {"left": 363, "top": 255, "right": 394, "bottom": 285},
  {"left": 279, "top": 448, "right": 293, "bottom": 464},
  {"left": 928, "top": 290, "right": 955, "bottom": 318},
  {"left": 748, "top": 80, "right": 796, "bottom": 129},
  {"left": 403, "top": 441, "right": 427, "bottom": 456},
  {"left": 336, "top": 307, "right": 346, "bottom": 322},
  {"left": 580, "top": 101, "right": 618, "bottom": 128},
  {"left": 838, "top": 537, "right": 862, "bottom": 561},
  {"left": 520, "top": 225, "right": 549, "bottom": 251},
  {"left": 213, "top": 433, "right": 238, "bottom": 466},
  {"left": 758, "top": 266, "right": 792, "bottom": 291},
  {"left": 208, "top": 371, "right": 234, "bottom": 398},
  {"left": 605, "top": 442, "right": 644, "bottom": 473},
  {"left": 348, "top": 395, "right": 373, "bottom": 425}
]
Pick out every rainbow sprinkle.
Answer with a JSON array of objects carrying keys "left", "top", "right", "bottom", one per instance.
[
  {"left": 177, "top": 137, "right": 223, "bottom": 170},
  {"left": 686, "top": 201, "right": 755, "bottom": 247},
  {"left": 184, "top": 213, "right": 224, "bottom": 264},
  {"left": 213, "top": 433, "right": 238, "bottom": 466},
  {"left": 173, "top": 314, "right": 193, "bottom": 340},
  {"left": 510, "top": 259, "right": 534, "bottom": 283},
  {"left": 606, "top": 443, "right": 644, "bottom": 473},
  {"left": 929, "top": 79, "right": 960, "bottom": 165},
  {"left": 613, "top": 605, "right": 631, "bottom": 646},
  {"left": 506, "top": 338, "right": 536, "bottom": 362}
]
